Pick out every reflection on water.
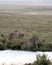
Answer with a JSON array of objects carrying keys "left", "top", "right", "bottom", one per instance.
[{"left": 0, "top": 50, "right": 52, "bottom": 65}]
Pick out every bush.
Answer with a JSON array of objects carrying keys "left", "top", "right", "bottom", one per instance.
[
  {"left": 26, "top": 45, "right": 37, "bottom": 51},
  {"left": 0, "top": 42, "right": 6, "bottom": 50},
  {"left": 33, "top": 54, "right": 51, "bottom": 65},
  {"left": 38, "top": 43, "right": 52, "bottom": 51},
  {"left": 6, "top": 39, "right": 24, "bottom": 50},
  {"left": 46, "top": 43, "right": 52, "bottom": 51},
  {"left": 11, "top": 43, "right": 21, "bottom": 50},
  {"left": 6, "top": 40, "right": 13, "bottom": 49},
  {"left": 37, "top": 41, "right": 43, "bottom": 48},
  {"left": 36, "top": 42, "right": 52, "bottom": 51}
]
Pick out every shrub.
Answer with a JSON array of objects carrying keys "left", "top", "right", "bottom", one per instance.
[
  {"left": 6, "top": 39, "right": 24, "bottom": 50},
  {"left": 37, "top": 41, "right": 43, "bottom": 48},
  {"left": 46, "top": 43, "right": 52, "bottom": 51},
  {"left": 11, "top": 43, "right": 21, "bottom": 50},
  {"left": 11, "top": 39, "right": 24, "bottom": 50},
  {"left": 6, "top": 40, "right": 13, "bottom": 49},
  {"left": 0, "top": 42, "right": 6, "bottom": 50},
  {"left": 33, "top": 54, "right": 51, "bottom": 65},
  {"left": 26, "top": 45, "right": 37, "bottom": 51},
  {"left": 38, "top": 43, "right": 52, "bottom": 51}
]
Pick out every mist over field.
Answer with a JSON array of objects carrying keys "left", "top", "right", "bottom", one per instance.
[
  {"left": 0, "top": 0, "right": 52, "bottom": 15},
  {"left": 0, "top": 0, "right": 52, "bottom": 5}
]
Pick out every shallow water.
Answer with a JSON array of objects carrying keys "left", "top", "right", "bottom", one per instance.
[{"left": 0, "top": 50, "right": 52, "bottom": 65}]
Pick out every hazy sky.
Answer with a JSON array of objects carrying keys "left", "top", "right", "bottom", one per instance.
[{"left": 0, "top": 0, "right": 52, "bottom": 5}]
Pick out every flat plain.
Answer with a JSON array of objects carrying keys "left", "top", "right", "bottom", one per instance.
[{"left": 0, "top": 6, "right": 52, "bottom": 44}]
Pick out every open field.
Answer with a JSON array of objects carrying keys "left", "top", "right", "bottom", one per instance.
[
  {"left": 0, "top": 5, "right": 52, "bottom": 15},
  {"left": 0, "top": 13, "right": 52, "bottom": 44}
]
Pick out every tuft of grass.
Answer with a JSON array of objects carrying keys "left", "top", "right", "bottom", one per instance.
[{"left": 33, "top": 54, "right": 51, "bottom": 65}]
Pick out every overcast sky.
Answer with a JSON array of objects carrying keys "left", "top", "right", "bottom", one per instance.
[{"left": 0, "top": 0, "right": 52, "bottom": 5}]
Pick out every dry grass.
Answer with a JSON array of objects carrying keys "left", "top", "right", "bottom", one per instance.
[{"left": 0, "top": 13, "right": 52, "bottom": 43}]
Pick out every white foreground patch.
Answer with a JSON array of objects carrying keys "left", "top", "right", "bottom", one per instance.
[{"left": 0, "top": 50, "right": 52, "bottom": 65}]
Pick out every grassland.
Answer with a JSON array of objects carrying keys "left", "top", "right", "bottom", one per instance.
[{"left": 0, "top": 13, "right": 52, "bottom": 44}]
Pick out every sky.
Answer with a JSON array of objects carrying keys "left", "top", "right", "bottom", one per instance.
[{"left": 0, "top": 0, "right": 52, "bottom": 5}]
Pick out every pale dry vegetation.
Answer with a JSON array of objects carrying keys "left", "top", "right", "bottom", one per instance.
[{"left": 0, "top": 14, "right": 52, "bottom": 44}]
